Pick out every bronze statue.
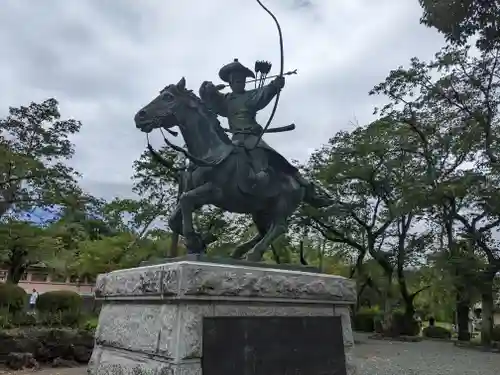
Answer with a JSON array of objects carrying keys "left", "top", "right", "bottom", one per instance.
[
  {"left": 199, "top": 58, "right": 316, "bottom": 196},
  {"left": 134, "top": 68, "right": 333, "bottom": 261},
  {"left": 134, "top": 1, "right": 334, "bottom": 262}
]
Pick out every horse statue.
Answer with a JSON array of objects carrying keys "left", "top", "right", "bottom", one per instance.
[{"left": 134, "top": 77, "right": 333, "bottom": 262}]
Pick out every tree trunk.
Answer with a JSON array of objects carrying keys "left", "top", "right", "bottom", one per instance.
[
  {"left": 318, "top": 236, "right": 325, "bottom": 272},
  {"left": 456, "top": 292, "right": 471, "bottom": 341},
  {"left": 480, "top": 277, "right": 495, "bottom": 346},
  {"left": 170, "top": 232, "right": 179, "bottom": 258},
  {"left": 0, "top": 184, "right": 16, "bottom": 219},
  {"left": 398, "top": 276, "right": 418, "bottom": 335},
  {"left": 356, "top": 280, "right": 368, "bottom": 310},
  {"left": 397, "top": 263, "right": 416, "bottom": 319},
  {"left": 0, "top": 202, "right": 10, "bottom": 218},
  {"left": 169, "top": 172, "right": 184, "bottom": 259},
  {"left": 7, "top": 263, "right": 26, "bottom": 284},
  {"left": 381, "top": 274, "right": 394, "bottom": 334}
]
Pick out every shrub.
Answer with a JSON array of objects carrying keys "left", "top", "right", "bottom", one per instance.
[
  {"left": 492, "top": 325, "right": 500, "bottom": 342},
  {"left": 390, "top": 311, "right": 421, "bottom": 336},
  {"left": 10, "top": 311, "right": 37, "bottom": 326},
  {"left": 0, "top": 283, "right": 27, "bottom": 313},
  {"left": 374, "top": 314, "right": 384, "bottom": 333},
  {"left": 375, "top": 310, "right": 421, "bottom": 337},
  {"left": 82, "top": 316, "right": 99, "bottom": 332},
  {"left": 353, "top": 307, "right": 381, "bottom": 332},
  {"left": 37, "top": 310, "right": 82, "bottom": 328},
  {"left": 0, "top": 311, "right": 13, "bottom": 329},
  {"left": 36, "top": 291, "right": 83, "bottom": 314},
  {"left": 423, "top": 325, "right": 452, "bottom": 339}
]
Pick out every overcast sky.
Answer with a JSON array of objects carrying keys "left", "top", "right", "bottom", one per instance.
[{"left": 0, "top": 0, "right": 445, "bottom": 201}]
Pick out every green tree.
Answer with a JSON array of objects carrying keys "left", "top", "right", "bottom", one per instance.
[
  {"left": 308, "top": 119, "right": 430, "bottom": 328},
  {"left": 419, "top": 0, "right": 499, "bottom": 51},
  {"left": 67, "top": 197, "right": 183, "bottom": 278},
  {"left": 70, "top": 232, "right": 170, "bottom": 277},
  {"left": 413, "top": 263, "right": 456, "bottom": 322},
  {"left": 370, "top": 42, "right": 500, "bottom": 344},
  {"left": 48, "top": 193, "right": 112, "bottom": 250},
  {"left": 0, "top": 220, "right": 64, "bottom": 283},
  {"left": 0, "top": 99, "right": 81, "bottom": 218},
  {"left": 132, "top": 145, "right": 183, "bottom": 257}
]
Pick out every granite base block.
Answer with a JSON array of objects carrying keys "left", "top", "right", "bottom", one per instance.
[
  {"left": 88, "top": 346, "right": 200, "bottom": 375},
  {"left": 89, "top": 260, "right": 357, "bottom": 375}
]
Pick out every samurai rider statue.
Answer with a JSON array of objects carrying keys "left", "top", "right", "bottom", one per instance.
[{"left": 200, "top": 58, "right": 325, "bottom": 204}]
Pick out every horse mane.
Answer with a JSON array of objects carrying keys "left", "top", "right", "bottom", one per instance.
[{"left": 173, "top": 86, "right": 231, "bottom": 145}]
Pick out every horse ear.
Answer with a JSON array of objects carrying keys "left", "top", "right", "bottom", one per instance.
[{"left": 177, "top": 77, "right": 186, "bottom": 91}]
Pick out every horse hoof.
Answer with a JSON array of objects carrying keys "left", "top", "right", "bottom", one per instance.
[{"left": 185, "top": 233, "right": 205, "bottom": 254}]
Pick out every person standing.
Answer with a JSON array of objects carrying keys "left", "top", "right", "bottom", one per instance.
[{"left": 29, "top": 289, "right": 38, "bottom": 312}]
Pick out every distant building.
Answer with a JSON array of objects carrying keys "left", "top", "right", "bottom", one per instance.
[{"left": 0, "top": 264, "right": 94, "bottom": 295}]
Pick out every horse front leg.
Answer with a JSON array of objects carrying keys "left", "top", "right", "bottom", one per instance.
[
  {"left": 178, "top": 182, "right": 214, "bottom": 254},
  {"left": 247, "top": 218, "right": 288, "bottom": 262},
  {"left": 232, "top": 212, "right": 271, "bottom": 260},
  {"left": 231, "top": 233, "right": 263, "bottom": 259},
  {"left": 232, "top": 234, "right": 281, "bottom": 263}
]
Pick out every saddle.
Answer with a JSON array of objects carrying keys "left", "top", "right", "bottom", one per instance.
[{"left": 233, "top": 146, "right": 282, "bottom": 198}]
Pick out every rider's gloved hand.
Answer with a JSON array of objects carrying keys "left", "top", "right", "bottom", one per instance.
[
  {"left": 272, "top": 76, "right": 285, "bottom": 90},
  {"left": 200, "top": 81, "right": 216, "bottom": 93}
]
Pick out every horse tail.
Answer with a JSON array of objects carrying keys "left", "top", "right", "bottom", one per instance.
[
  {"left": 270, "top": 244, "right": 281, "bottom": 264},
  {"left": 302, "top": 183, "right": 333, "bottom": 209}
]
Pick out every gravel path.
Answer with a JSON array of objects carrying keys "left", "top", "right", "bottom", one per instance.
[
  {"left": 354, "top": 333, "right": 500, "bottom": 375},
  {"left": 0, "top": 369, "right": 85, "bottom": 375},
  {"left": 0, "top": 336, "right": 498, "bottom": 375}
]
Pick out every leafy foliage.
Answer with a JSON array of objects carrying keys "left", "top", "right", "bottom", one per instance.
[
  {"left": 0, "top": 99, "right": 81, "bottom": 218},
  {"left": 0, "top": 220, "right": 64, "bottom": 283},
  {"left": 0, "top": 283, "right": 27, "bottom": 313},
  {"left": 423, "top": 325, "right": 452, "bottom": 339},
  {"left": 419, "top": 0, "right": 500, "bottom": 51},
  {"left": 353, "top": 306, "right": 381, "bottom": 332},
  {"left": 369, "top": 35, "right": 500, "bottom": 344},
  {"left": 36, "top": 291, "right": 83, "bottom": 313}
]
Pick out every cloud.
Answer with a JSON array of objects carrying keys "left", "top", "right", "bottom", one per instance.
[{"left": 0, "top": 0, "right": 445, "bottom": 199}]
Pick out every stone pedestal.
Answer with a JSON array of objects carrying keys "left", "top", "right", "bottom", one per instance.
[{"left": 88, "top": 260, "right": 357, "bottom": 375}]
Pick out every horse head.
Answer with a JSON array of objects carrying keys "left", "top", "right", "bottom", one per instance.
[
  {"left": 135, "top": 77, "right": 232, "bottom": 163},
  {"left": 134, "top": 77, "right": 191, "bottom": 133}
]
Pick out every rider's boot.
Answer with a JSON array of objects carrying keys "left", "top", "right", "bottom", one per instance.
[{"left": 249, "top": 156, "right": 270, "bottom": 189}]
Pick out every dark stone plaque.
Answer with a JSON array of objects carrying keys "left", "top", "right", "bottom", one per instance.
[{"left": 202, "top": 316, "right": 347, "bottom": 375}]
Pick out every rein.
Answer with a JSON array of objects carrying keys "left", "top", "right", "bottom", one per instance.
[{"left": 145, "top": 129, "right": 213, "bottom": 167}]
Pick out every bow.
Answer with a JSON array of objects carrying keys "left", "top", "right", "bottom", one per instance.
[{"left": 251, "top": 0, "right": 284, "bottom": 149}]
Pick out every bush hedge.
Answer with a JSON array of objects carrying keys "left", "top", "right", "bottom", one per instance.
[
  {"left": 0, "top": 283, "right": 27, "bottom": 313},
  {"left": 353, "top": 307, "right": 381, "bottom": 332},
  {"left": 372, "top": 310, "right": 421, "bottom": 337},
  {"left": 82, "top": 316, "right": 98, "bottom": 332},
  {"left": 422, "top": 325, "right": 452, "bottom": 339},
  {"left": 0, "top": 328, "right": 94, "bottom": 366},
  {"left": 391, "top": 311, "right": 421, "bottom": 336},
  {"left": 36, "top": 291, "right": 83, "bottom": 314},
  {"left": 492, "top": 325, "right": 500, "bottom": 342}
]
